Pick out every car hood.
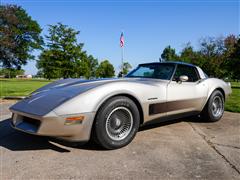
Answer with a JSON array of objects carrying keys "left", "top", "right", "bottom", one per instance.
[{"left": 10, "top": 78, "right": 167, "bottom": 116}]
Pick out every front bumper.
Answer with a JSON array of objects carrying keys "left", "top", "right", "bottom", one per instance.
[{"left": 10, "top": 110, "right": 96, "bottom": 142}]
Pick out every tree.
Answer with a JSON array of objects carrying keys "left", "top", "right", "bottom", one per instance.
[
  {"left": 0, "top": 68, "right": 24, "bottom": 78},
  {"left": 37, "top": 49, "right": 62, "bottom": 79},
  {"left": 35, "top": 70, "right": 44, "bottom": 78},
  {"left": 198, "top": 36, "right": 226, "bottom": 78},
  {"left": 180, "top": 43, "right": 205, "bottom": 69},
  {"left": 83, "top": 55, "right": 98, "bottom": 79},
  {"left": 118, "top": 62, "right": 132, "bottom": 77},
  {"left": 159, "top": 35, "right": 239, "bottom": 79},
  {"left": 96, "top": 60, "right": 115, "bottom": 78},
  {"left": 180, "top": 43, "right": 195, "bottom": 63},
  {"left": 161, "top": 45, "right": 179, "bottom": 61},
  {"left": 37, "top": 23, "right": 89, "bottom": 79},
  {"left": 0, "top": 5, "right": 43, "bottom": 69},
  {"left": 227, "top": 37, "right": 240, "bottom": 80},
  {"left": 122, "top": 62, "right": 132, "bottom": 75},
  {"left": 222, "top": 35, "right": 238, "bottom": 79},
  {"left": 224, "top": 35, "right": 237, "bottom": 55}
]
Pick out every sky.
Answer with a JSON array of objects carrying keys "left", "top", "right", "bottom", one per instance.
[{"left": 1, "top": 0, "right": 239, "bottom": 75}]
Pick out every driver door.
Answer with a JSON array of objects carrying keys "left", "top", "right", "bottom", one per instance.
[{"left": 167, "top": 64, "right": 208, "bottom": 116}]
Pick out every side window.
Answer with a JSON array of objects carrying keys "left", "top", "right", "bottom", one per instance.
[{"left": 173, "top": 65, "right": 199, "bottom": 82}]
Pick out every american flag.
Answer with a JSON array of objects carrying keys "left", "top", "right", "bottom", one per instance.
[{"left": 120, "top": 32, "right": 124, "bottom": 47}]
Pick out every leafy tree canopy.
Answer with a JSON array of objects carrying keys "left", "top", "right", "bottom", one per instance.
[
  {"left": 122, "top": 62, "right": 132, "bottom": 75},
  {"left": 96, "top": 60, "right": 115, "bottom": 78},
  {"left": 227, "top": 37, "right": 240, "bottom": 80},
  {"left": 118, "top": 62, "right": 132, "bottom": 77},
  {"left": 0, "top": 5, "right": 43, "bottom": 69},
  {"left": 0, "top": 68, "right": 24, "bottom": 78},
  {"left": 37, "top": 23, "right": 98, "bottom": 79},
  {"left": 160, "top": 35, "right": 240, "bottom": 80},
  {"left": 161, "top": 45, "right": 179, "bottom": 61}
]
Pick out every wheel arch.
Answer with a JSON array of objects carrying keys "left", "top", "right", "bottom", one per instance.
[
  {"left": 215, "top": 87, "right": 225, "bottom": 100},
  {"left": 207, "top": 87, "right": 225, "bottom": 101},
  {"left": 89, "top": 93, "right": 144, "bottom": 141},
  {"left": 204, "top": 78, "right": 228, "bottom": 102},
  {"left": 95, "top": 93, "right": 144, "bottom": 125},
  {"left": 202, "top": 87, "right": 226, "bottom": 111}
]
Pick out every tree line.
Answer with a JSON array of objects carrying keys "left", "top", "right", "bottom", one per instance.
[
  {"left": 0, "top": 5, "right": 132, "bottom": 79},
  {"left": 160, "top": 35, "right": 240, "bottom": 80},
  {"left": 36, "top": 23, "right": 116, "bottom": 79},
  {"left": 0, "top": 4, "right": 239, "bottom": 80}
]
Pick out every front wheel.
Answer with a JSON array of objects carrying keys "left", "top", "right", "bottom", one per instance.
[
  {"left": 94, "top": 96, "right": 140, "bottom": 149},
  {"left": 201, "top": 90, "right": 224, "bottom": 122}
]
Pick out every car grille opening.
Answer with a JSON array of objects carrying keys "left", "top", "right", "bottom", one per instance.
[
  {"left": 23, "top": 116, "right": 41, "bottom": 128},
  {"left": 12, "top": 114, "right": 42, "bottom": 133}
]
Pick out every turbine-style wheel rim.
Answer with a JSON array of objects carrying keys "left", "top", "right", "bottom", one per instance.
[
  {"left": 212, "top": 96, "right": 223, "bottom": 118},
  {"left": 105, "top": 107, "right": 133, "bottom": 141}
]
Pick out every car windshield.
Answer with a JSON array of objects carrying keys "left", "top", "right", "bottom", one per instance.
[{"left": 126, "top": 63, "right": 175, "bottom": 80}]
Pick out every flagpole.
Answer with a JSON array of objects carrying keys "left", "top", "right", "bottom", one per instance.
[
  {"left": 120, "top": 31, "right": 124, "bottom": 77},
  {"left": 121, "top": 45, "right": 124, "bottom": 74}
]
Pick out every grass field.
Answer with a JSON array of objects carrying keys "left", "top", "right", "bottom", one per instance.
[
  {"left": 225, "top": 82, "right": 240, "bottom": 113},
  {"left": 0, "top": 78, "right": 239, "bottom": 113},
  {"left": 0, "top": 78, "right": 52, "bottom": 97}
]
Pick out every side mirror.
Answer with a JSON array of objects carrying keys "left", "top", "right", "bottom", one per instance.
[{"left": 179, "top": 75, "right": 188, "bottom": 82}]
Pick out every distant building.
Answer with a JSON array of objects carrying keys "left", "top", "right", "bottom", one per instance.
[
  {"left": 16, "top": 74, "right": 32, "bottom": 79},
  {"left": 26, "top": 74, "right": 32, "bottom": 78}
]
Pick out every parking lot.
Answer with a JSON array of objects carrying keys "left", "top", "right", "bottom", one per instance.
[{"left": 0, "top": 100, "right": 239, "bottom": 179}]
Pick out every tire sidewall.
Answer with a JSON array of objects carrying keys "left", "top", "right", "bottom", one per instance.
[
  {"left": 95, "top": 96, "right": 140, "bottom": 149},
  {"left": 207, "top": 90, "right": 224, "bottom": 121}
]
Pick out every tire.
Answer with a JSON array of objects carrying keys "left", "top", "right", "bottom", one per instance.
[
  {"left": 201, "top": 90, "right": 224, "bottom": 122},
  {"left": 94, "top": 96, "right": 140, "bottom": 149}
]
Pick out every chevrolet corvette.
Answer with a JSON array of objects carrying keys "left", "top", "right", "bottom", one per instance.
[{"left": 10, "top": 62, "right": 232, "bottom": 149}]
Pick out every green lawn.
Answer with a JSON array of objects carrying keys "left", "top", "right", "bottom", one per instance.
[
  {"left": 225, "top": 82, "right": 240, "bottom": 113},
  {"left": 0, "top": 78, "right": 239, "bottom": 113},
  {"left": 0, "top": 78, "right": 52, "bottom": 97}
]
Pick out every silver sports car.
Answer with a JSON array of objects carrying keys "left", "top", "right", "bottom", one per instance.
[{"left": 10, "top": 62, "right": 232, "bottom": 149}]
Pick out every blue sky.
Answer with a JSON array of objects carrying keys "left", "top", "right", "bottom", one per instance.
[{"left": 2, "top": 0, "right": 239, "bottom": 75}]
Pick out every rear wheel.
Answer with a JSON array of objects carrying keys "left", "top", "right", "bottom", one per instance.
[
  {"left": 94, "top": 96, "right": 140, "bottom": 149},
  {"left": 201, "top": 90, "right": 224, "bottom": 122}
]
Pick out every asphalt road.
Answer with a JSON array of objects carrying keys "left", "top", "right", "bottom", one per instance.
[{"left": 0, "top": 101, "right": 239, "bottom": 179}]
